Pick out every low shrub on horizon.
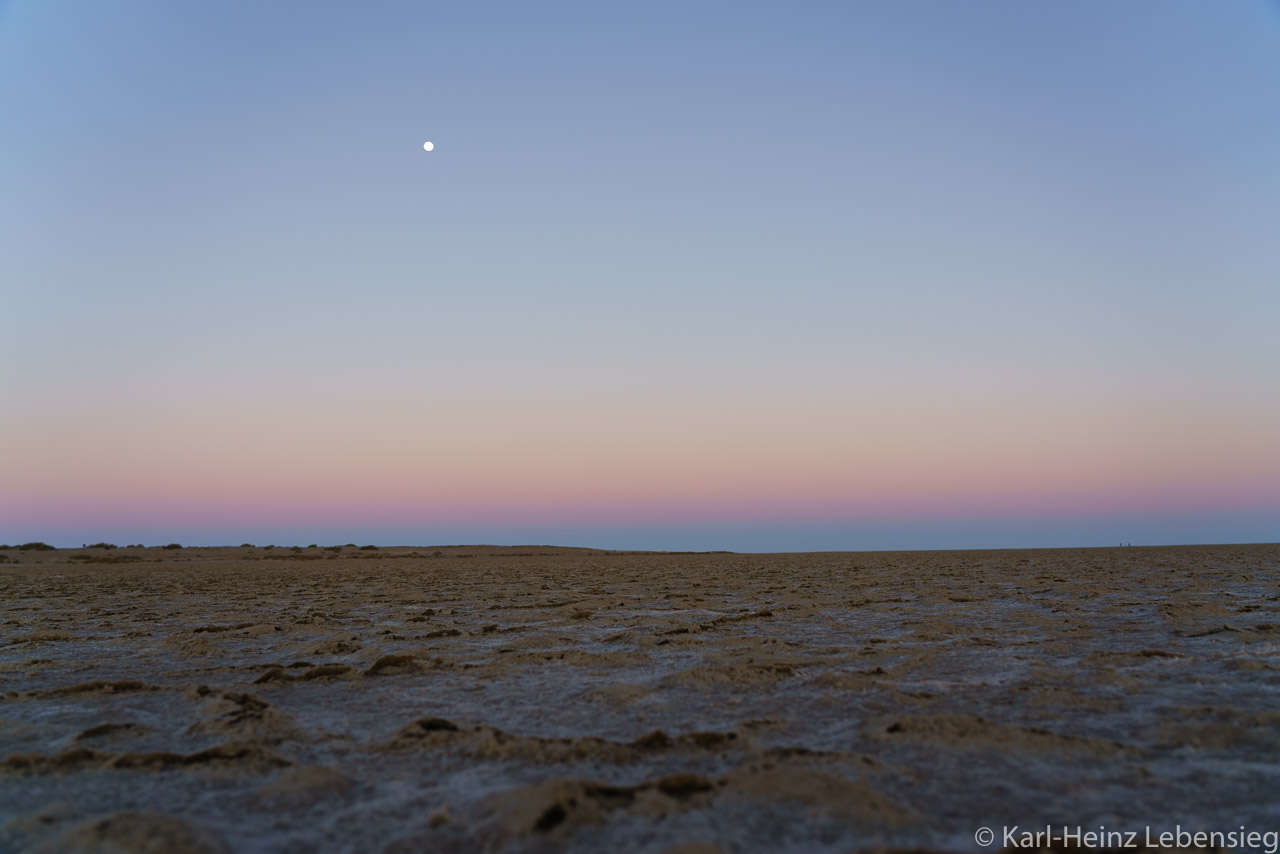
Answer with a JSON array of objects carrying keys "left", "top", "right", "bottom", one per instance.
[
  {"left": 17, "top": 542, "right": 55, "bottom": 551},
  {"left": 162, "top": 543, "right": 183, "bottom": 550},
  {"left": 86, "top": 542, "right": 118, "bottom": 549}
]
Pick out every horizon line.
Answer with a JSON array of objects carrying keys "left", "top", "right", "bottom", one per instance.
[{"left": 4, "top": 540, "right": 1277, "bottom": 555}]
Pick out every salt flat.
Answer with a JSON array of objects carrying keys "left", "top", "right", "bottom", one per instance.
[{"left": 1, "top": 544, "right": 1278, "bottom": 853}]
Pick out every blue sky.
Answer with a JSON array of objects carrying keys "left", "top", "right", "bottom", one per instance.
[{"left": 2, "top": 1, "right": 1278, "bottom": 550}]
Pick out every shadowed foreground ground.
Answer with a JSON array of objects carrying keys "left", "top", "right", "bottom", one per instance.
[{"left": 1, "top": 543, "right": 1278, "bottom": 853}]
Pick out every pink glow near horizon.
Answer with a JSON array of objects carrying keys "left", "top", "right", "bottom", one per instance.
[{"left": 5, "top": 390, "right": 1278, "bottom": 534}]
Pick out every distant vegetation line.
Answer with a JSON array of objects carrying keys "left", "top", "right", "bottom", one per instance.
[{"left": 0, "top": 542, "right": 737, "bottom": 564}]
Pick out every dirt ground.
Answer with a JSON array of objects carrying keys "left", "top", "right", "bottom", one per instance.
[{"left": 1, "top": 543, "right": 1277, "bottom": 853}]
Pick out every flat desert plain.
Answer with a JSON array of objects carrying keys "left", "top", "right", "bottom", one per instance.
[{"left": 1, "top": 543, "right": 1278, "bottom": 853}]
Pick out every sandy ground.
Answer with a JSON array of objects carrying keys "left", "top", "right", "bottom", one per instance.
[{"left": 1, "top": 543, "right": 1278, "bottom": 853}]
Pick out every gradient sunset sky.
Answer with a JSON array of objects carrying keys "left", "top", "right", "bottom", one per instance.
[{"left": 3, "top": 1, "right": 1278, "bottom": 551}]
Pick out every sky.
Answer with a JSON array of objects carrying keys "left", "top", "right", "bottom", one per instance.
[{"left": 2, "top": 1, "right": 1278, "bottom": 551}]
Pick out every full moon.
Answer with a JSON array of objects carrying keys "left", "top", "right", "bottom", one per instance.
[{"left": 423, "top": 141, "right": 434, "bottom": 152}]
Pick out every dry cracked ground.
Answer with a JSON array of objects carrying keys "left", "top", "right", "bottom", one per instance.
[{"left": 1, "top": 543, "right": 1278, "bottom": 853}]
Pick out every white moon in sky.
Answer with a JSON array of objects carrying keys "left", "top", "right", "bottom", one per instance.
[{"left": 423, "top": 141, "right": 434, "bottom": 152}]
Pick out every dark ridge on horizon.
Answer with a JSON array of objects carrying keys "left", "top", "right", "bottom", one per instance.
[{"left": 4, "top": 541, "right": 1277, "bottom": 559}]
